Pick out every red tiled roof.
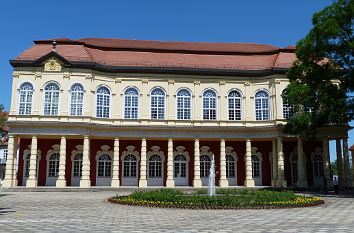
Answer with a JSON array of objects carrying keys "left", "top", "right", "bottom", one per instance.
[
  {"left": 349, "top": 144, "right": 354, "bottom": 151},
  {"left": 12, "top": 38, "right": 297, "bottom": 73}
]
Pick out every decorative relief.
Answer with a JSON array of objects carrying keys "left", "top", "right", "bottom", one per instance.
[
  {"left": 168, "top": 80, "right": 175, "bottom": 85},
  {"left": 274, "top": 80, "right": 281, "bottom": 84},
  {"left": 142, "top": 79, "right": 149, "bottom": 84},
  {"left": 63, "top": 73, "right": 70, "bottom": 79},
  {"left": 44, "top": 57, "right": 62, "bottom": 72},
  {"left": 194, "top": 80, "right": 200, "bottom": 85},
  {"left": 12, "top": 72, "right": 19, "bottom": 78},
  {"left": 85, "top": 74, "right": 94, "bottom": 80},
  {"left": 35, "top": 72, "right": 42, "bottom": 79},
  {"left": 115, "top": 78, "right": 121, "bottom": 84},
  {"left": 244, "top": 81, "right": 251, "bottom": 86},
  {"left": 219, "top": 81, "right": 226, "bottom": 86}
]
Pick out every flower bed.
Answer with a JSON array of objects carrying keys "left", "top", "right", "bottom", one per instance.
[{"left": 108, "top": 189, "right": 324, "bottom": 209}]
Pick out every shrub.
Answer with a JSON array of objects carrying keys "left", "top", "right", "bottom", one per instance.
[{"left": 109, "top": 189, "right": 324, "bottom": 209}]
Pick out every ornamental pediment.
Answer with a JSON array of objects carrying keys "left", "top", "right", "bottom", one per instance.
[{"left": 44, "top": 57, "right": 62, "bottom": 72}]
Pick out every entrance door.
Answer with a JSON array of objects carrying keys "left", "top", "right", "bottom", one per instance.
[
  {"left": 226, "top": 154, "right": 237, "bottom": 186},
  {"left": 46, "top": 153, "right": 60, "bottom": 186},
  {"left": 96, "top": 154, "right": 112, "bottom": 186},
  {"left": 252, "top": 155, "right": 262, "bottom": 186},
  {"left": 313, "top": 155, "right": 324, "bottom": 186},
  {"left": 174, "top": 154, "right": 188, "bottom": 186},
  {"left": 200, "top": 155, "right": 211, "bottom": 186},
  {"left": 148, "top": 154, "right": 164, "bottom": 186},
  {"left": 71, "top": 154, "right": 83, "bottom": 186}
]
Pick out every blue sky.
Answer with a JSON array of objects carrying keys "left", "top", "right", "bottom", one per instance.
[{"left": 0, "top": 0, "right": 351, "bottom": 160}]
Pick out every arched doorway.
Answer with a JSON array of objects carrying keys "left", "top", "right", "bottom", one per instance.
[
  {"left": 46, "top": 144, "right": 60, "bottom": 186},
  {"left": 250, "top": 147, "right": 263, "bottom": 186},
  {"left": 71, "top": 145, "right": 83, "bottom": 186},
  {"left": 225, "top": 146, "right": 237, "bottom": 186},
  {"left": 121, "top": 146, "right": 140, "bottom": 186},
  {"left": 147, "top": 146, "right": 164, "bottom": 186},
  {"left": 173, "top": 146, "right": 189, "bottom": 186},
  {"left": 95, "top": 145, "right": 113, "bottom": 186}
]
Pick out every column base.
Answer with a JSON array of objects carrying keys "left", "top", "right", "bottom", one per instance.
[
  {"left": 165, "top": 179, "right": 175, "bottom": 188},
  {"left": 111, "top": 179, "right": 120, "bottom": 188},
  {"left": 79, "top": 179, "right": 91, "bottom": 188},
  {"left": 219, "top": 178, "right": 228, "bottom": 187},
  {"left": 193, "top": 179, "right": 202, "bottom": 188},
  {"left": 139, "top": 179, "right": 147, "bottom": 188},
  {"left": 244, "top": 179, "right": 255, "bottom": 187},
  {"left": 276, "top": 179, "right": 287, "bottom": 188},
  {"left": 271, "top": 179, "right": 277, "bottom": 187},
  {"left": 26, "top": 179, "right": 37, "bottom": 188},
  {"left": 2, "top": 179, "right": 15, "bottom": 188},
  {"left": 56, "top": 179, "right": 66, "bottom": 188}
]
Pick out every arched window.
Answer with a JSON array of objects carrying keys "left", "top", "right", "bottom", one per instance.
[
  {"left": 73, "top": 154, "right": 83, "bottom": 177},
  {"left": 202, "top": 90, "right": 217, "bottom": 120},
  {"left": 97, "top": 154, "right": 112, "bottom": 177},
  {"left": 96, "top": 86, "right": 110, "bottom": 118},
  {"left": 48, "top": 153, "right": 60, "bottom": 177},
  {"left": 226, "top": 155, "right": 236, "bottom": 177},
  {"left": 123, "top": 154, "right": 137, "bottom": 177},
  {"left": 124, "top": 88, "right": 139, "bottom": 119},
  {"left": 150, "top": 88, "right": 165, "bottom": 119},
  {"left": 282, "top": 90, "right": 294, "bottom": 119},
  {"left": 228, "top": 90, "right": 242, "bottom": 120},
  {"left": 200, "top": 155, "right": 211, "bottom": 177},
  {"left": 252, "top": 155, "right": 261, "bottom": 178},
  {"left": 44, "top": 82, "right": 60, "bottom": 115},
  {"left": 255, "top": 90, "right": 270, "bottom": 120},
  {"left": 176, "top": 89, "right": 191, "bottom": 120},
  {"left": 174, "top": 154, "right": 187, "bottom": 178},
  {"left": 313, "top": 155, "right": 323, "bottom": 177},
  {"left": 70, "top": 84, "right": 84, "bottom": 116},
  {"left": 18, "top": 82, "right": 34, "bottom": 115},
  {"left": 148, "top": 154, "right": 162, "bottom": 177}
]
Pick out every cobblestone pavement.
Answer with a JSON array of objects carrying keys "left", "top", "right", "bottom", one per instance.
[{"left": 0, "top": 191, "right": 353, "bottom": 232}]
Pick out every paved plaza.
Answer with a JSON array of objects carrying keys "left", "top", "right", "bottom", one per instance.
[{"left": 0, "top": 190, "right": 353, "bottom": 232}]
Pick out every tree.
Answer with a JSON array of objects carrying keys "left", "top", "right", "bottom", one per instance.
[
  {"left": 284, "top": 0, "right": 353, "bottom": 137},
  {"left": 0, "top": 104, "right": 6, "bottom": 126},
  {"left": 331, "top": 159, "right": 338, "bottom": 175}
]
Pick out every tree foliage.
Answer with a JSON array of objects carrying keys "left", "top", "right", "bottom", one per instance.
[
  {"left": 0, "top": 104, "right": 6, "bottom": 126},
  {"left": 284, "top": 0, "right": 353, "bottom": 137}
]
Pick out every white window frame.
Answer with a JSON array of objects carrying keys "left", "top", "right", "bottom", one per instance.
[
  {"left": 69, "top": 83, "right": 85, "bottom": 116},
  {"left": 225, "top": 146, "right": 238, "bottom": 178},
  {"left": 254, "top": 89, "right": 270, "bottom": 121},
  {"left": 46, "top": 144, "right": 60, "bottom": 178},
  {"left": 282, "top": 89, "right": 294, "bottom": 119},
  {"left": 43, "top": 82, "right": 60, "bottom": 116},
  {"left": 147, "top": 146, "right": 165, "bottom": 178},
  {"left": 18, "top": 82, "right": 34, "bottom": 115},
  {"left": 96, "top": 145, "right": 113, "bottom": 178},
  {"left": 122, "top": 146, "right": 140, "bottom": 178},
  {"left": 176, "top": 88, "right": 192, "bottom": 120},
  {"left": 150, "top": 87, "right": 166, "bottom": 120},
  {"left": 124, "top": 87, "right": 140, "bottom": 119},
  {"left": 227, "top": 89, "right": 243, "bottom": 121},
  {"left": 202, "top": 89, "right": 217, "bottom": 120},
  {"left": 95, "top": 85, "right": 111, "bottom": 118},
  {"left": 71, "top": 145, "right": 83, "bottom": 178}
]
